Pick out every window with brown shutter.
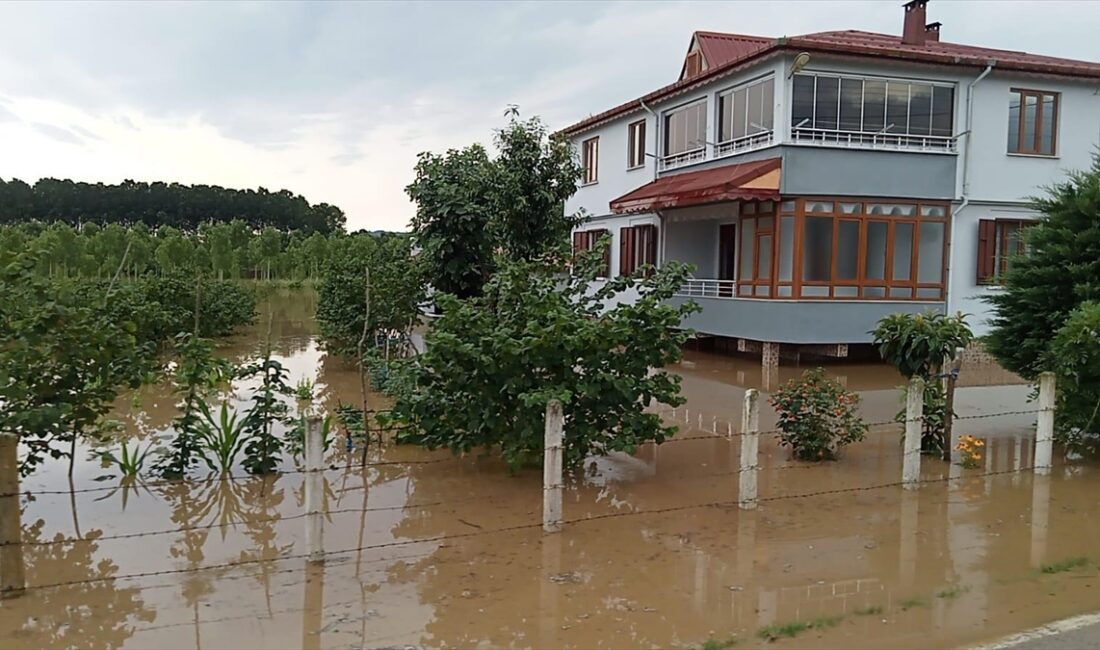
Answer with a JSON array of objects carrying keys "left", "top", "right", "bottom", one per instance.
[
  {"left": 573, "top": 229, "right": 610, "bottom": 277},
  {"left": 619, "top": 224, "right": 658, "bottom": 276},
  {"left": 582, "top": 137, "right": 599, "bottom": 184},
  {"left": 977, "top": 218, "right": 1032, "bottom": 284}
]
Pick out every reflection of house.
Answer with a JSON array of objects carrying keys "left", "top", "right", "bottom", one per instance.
[{"left": 562, "top": 0, "right": 1100, "bottom": 370}]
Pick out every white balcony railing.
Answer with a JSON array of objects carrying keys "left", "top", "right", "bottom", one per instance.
[
  {"left": 676, "top": 278, "right": 737, "bottom": 299},
  {"left": 791, "top": 127, "right": 957, "bottom": 153},
  {"left": 659, "top": 147, "right": 706, "bottom": 171},
  {"left": 714, "top": 131, "right": 774, "bottom": 158}
]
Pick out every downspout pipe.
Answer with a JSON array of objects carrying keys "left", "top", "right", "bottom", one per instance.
[
  {"left": 640, "top": 99, "right": 665, "bottom": 265},
  {"left": 947, "top": 60, "right": 995, "bottom": 313}
]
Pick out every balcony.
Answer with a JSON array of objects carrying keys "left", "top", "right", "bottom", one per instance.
[
  {"left": 658, "top": 148, "right": 706, "bottom": 171},
  {"left": 677, "top": 278, "right": 737, "bottom": 298},
  {"left": 714, "top": 131, "right": 775, "bottom": 158},
  {"left": 791, "top": 127, "right": 957, "bottom": 154}
]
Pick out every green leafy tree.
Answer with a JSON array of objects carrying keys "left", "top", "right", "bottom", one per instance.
[
  {"left": 391, "top": 249, "right": 698, "bottom": 470},
  {"left": 316, "top": 233, "right": 424, "bottom": 358},
  {"left": 986, "top": 156, "right": 1100, "bottom": 378},
  {"left": 872, "top": 311, "right": 973, "bottom": 455},
  {"left": 490, "top": 116, "right": 583, "bottom": 261},
  {"left": 1048, "top": 302, "right": 1100, "bottom": 455},
  {"left": 406, "top": 145, "right": 496, "bottom": 299},
  {"left": 0, "top": 255, "right": 151, "bottom": 476}
]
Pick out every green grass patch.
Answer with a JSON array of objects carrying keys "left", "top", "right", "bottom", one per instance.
[
  {"left": 756, "top": 615, "right": 844, "bottom": 641},
  {"left": 935, "top": 584, "right": 970, "bottom": 600},
  {"left": 853, "top": 605, "right": 884, "bottom": 616},
  {"left": 1040, "top": 557, "right": 1089, "bottom": 574},
  {"left": 698, "top": 636, "right": 738, "bottom": 650},
  {"left": 899, "top": 597, "right": 928, "bottom": 611}
]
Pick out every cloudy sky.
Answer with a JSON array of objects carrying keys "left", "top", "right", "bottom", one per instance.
[{"left": 1, "top": 1, "right": 1098, "bottom": 231}]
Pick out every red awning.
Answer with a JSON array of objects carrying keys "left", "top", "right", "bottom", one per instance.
[{"left": 609, "top": 157, "right": 781, "bottom": 214}]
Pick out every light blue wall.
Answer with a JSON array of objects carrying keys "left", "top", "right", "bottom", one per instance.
[
  {"left": 668, "top": 296, "right": 945, "bottom": 344},
  {"left": 779, "top": 147, "right": 956, "bottom": 199}
]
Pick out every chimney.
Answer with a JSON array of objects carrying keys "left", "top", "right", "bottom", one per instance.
[
  {"left": 924, "top": 21, "right": 941, "bottom": 42},
  {"left": 902, "top": 0, "right": 929, "bottom": 45}
]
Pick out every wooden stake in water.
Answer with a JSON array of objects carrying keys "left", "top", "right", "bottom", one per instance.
[
  {"left": 738, "top": 389, "right": 760, "bottom": 510},
  {"left": 1035, "top": 372, "right": 1056, "bottom": 476},
  {"left": 542, "top": 400, "right": 564, "bottom": 533},
  {"left": 903, "top": 377, "right": 925, "bottom": 489},
  {"left": 0, "top": 433, "right": 25, "bottom": 599},
  {"left": 305, "top": 417, "right": 325, "bottom": 563}
]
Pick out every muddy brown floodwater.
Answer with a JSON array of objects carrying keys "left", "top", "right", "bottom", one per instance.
[{"left": 1, "top": 289, "right": 1098, "bottom": 650}]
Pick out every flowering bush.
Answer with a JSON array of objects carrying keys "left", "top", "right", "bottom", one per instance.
[
  {"left": 956, "top": 435, "right": 985, "bottom": 469},
  {"left": 770, "top": 368, "right": 868, "bottom": 461}
]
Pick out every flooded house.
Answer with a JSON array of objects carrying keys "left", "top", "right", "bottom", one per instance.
[{"left": 562, "top": 0, "right": 1100, "bottom": 372}]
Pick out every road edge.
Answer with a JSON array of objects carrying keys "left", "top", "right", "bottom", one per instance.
[{"left": 968, "top": 612, "right": 1100, "bottom": 649}]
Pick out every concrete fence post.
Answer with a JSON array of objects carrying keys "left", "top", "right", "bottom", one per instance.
[
  {"left": 739, "top": 389, "right": 760, "bottom": 510},
  {"left": 903, "top": 377, "right": 924, "bottom": 489},
  {"left": 543, "top": 400, "right": 564, "bottom": 533},
  {"left": 1035, "top": 372, "right": 1056, "bottom": 476},
  {"left": 0, "top": 433, "right": 25, "bottom": 599},
  {"left": 304, "top": 416, "right": 325, "bottom": 563}
]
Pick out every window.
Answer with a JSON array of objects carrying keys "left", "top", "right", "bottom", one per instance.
[
  {"left": 663, "top": 102, "right": 707, "bottom": 158},
  {"left": 627, "top": 120, "right": 646, "bottom": 169},
  {"left": 977, "top": 219, "right": 1032, "bottom": 284},
  {"left": 1008, "top": 89, "right": 1058, "bottom": 156},
  {"left": 738, "top": 198, "right": 948, "bottom": 300},
  {"left": 791, "top": 73, "right": 955, "bottom": 140},
  {"left": 718, "top": 77, "right": 775, "bottom": 145},
  {"left": 619, "top": 224, "right": 658, "bottom": 276},
  {"left": 572, "top": 229, "right": 611, "bottom": 277},
  {"left": 581, "top": 137, "right": 599, "bottom": 184},
  {"left": 684, "top": 51, "right": 703, "bottom": 79}
]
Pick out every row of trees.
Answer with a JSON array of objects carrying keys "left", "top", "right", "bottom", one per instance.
[
  {"left": 0, "top": 178, "right": 345, "bottom": 233},
  {"left": 0, "top": 221, "right": 368, "bottom": 282}
]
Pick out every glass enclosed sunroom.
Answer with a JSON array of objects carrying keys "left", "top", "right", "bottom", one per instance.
[{"left": 606, "top": 156, "right": 950, "bottom": 347}]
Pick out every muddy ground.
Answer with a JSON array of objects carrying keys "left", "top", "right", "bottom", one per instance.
[{"left": 1, "top": 289, "right": 1097, "bottom": 650}]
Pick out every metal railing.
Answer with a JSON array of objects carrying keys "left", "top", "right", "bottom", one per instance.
[
  {"left": 676, "top": 278, "right": 737, "bottom": 298},
  {"left": 658, "top": 147, "right": 706, "bottom": 171},
  {"left": 791, "top": 127, "right": 957, "bottom": 153},
  {"left": 714, "top": 131, "right": 774, "bottom": 157}
]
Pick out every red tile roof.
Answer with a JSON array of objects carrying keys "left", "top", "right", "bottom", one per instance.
[
  {"left": 694, "top": 31, "right": 772, "bottom": 71},
  {"left": 562, "top": 28, "right": 1100, "bottom": 136},
  {"left": 610, "top": 157, "right": 781, "bottom": 214}
]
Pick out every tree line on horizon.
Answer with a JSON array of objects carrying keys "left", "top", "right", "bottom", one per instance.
[{"left": 0, "top": 177, "right": 346, "bottom": 233}]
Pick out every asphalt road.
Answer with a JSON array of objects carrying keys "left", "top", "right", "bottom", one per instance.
[{"left": 974, "top": 613, "right": 1100, "bottom": 650}]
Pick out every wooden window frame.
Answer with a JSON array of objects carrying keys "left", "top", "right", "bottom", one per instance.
[
  {"left": 619, "top": 224, "right": 658, "bottom": 277},
  {"left": 1008, "top": 88, "right": 1059, "bottom": 156},
  {"left": 572, "top": 229, "right": 611, "bottom": 278},
  {"left": 736, "top": 201, "right": 777, "bottom": 297},
  {"left": 977, "top": 218, "right": 1031, "bottom": 285},
  {"left": 627, "top": 120, "right": 646, "bottom": 170},
  {"left": 739, "top": 197, "right": 949, "bottom": 301},
  {"left": 581, "top": 136, "right": 599, "bottom": 185},
  {"left": 684, "top": 51, "right": 703, "bottom": 79}
]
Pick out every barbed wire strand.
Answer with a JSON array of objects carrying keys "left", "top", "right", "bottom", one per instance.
[{"left": 10, "top": 463, "right": 1037, "bottom": 594}]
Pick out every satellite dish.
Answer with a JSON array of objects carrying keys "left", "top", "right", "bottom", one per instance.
[{"left": 789, "top": 52, "right": 812, "bottom": 77}]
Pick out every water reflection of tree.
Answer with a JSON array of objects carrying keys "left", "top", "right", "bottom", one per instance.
[{"left": 9, "top": 516, "right": 155, "bottom": 649}]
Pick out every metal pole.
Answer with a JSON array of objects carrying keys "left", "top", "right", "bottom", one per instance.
[
  {"left": 903, "top": 377, "right": 924, "bottom": 489},
  {"left": 1035, "top": 372, "right": 1056, "bottom": 475},
  {"left": 739, "top": 389, "right": 760, "bottom": 510},
  {"left": 542, "top": 400, "right": 564, "bottom": 533},
  {"left": 305, "top": 417, "right": 324, "bottom": 563}
]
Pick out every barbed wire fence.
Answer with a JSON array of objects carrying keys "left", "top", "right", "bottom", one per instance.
[{"left": 0, "top": 372, "right": 1057, "bottom": 599}]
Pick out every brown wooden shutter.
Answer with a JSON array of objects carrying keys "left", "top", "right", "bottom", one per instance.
[
  {"left": 596, "top": 229, "right": 610, "bottom": 277},
  {"left": 619, "top": 226, "right": 636, "bottom": 276},
  {"left": 572, "top": 231, "right": 585, "bottom": 255},
  {"left": 644, "top": 225, "right": 658, "bottom": 271},
  {"left": 977, "top": 219, "right": 996, "bottom": 284}
]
